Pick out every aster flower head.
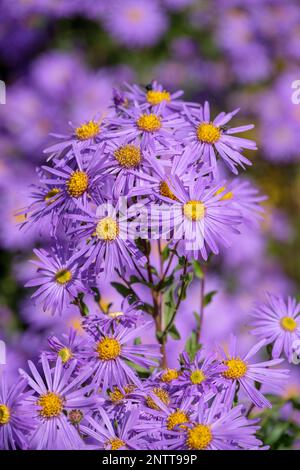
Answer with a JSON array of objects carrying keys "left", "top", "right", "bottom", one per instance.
[
  {"left": 218, "top": 335, "right": 289, "bottom": 409},
  {"left": 20, "top": 355, "right": 95, "bottom": 450},
  {"left": 160, "top": 175, "right": 241, "bottom": 260},
  {"left": 25, "top": 243, "right": 85, "bottom": 316},
  {"left": 103, "top": 0, "right": 168, "bottom": 48},
  {"left": 81, "top": 407, "right": 146, "bottom": 450},
  {"left": 68, "top": 196, "right": 146, "bottom": 278},
  {"left": 0, "top": 373, "right": 35, "bottom": 450},
  {"left": 45, "top": 329, "right": 87, "bottom": 369},
  {"left": 251, "top": 293, "right": 300, "bottom": 361},
  {"left": 178, "top": 101, "right": 256, "bottom": 175},
  {"left": 83, "top": 322, "right": 161, "bottom": 391},
  {"left": 175, "top": 395, "right": 265, "bottom": 450}
]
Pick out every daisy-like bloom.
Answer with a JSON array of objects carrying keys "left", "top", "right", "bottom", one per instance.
[
  {"left": 45, "top": 329, "right": 87, "bottom": 369},
  {"left": 251, "top": 293, "right": 300, "bottom": 361},
  {"left": 159, "top": 175, "right": 241, "bottom": 260},
  {"left": 0, "top": 374, "right": 35, "bottom": 450},
  {"left": 44, "top": 117, "right": 106, "bottom": 162},
  {"left": 25, "top": 243, "right": 85, "bottom": 316},
  {"left": 83, "top": 322, "right": 161, "bottom": 391},
  {"left": 97, "top": 137, "right": 166, "bottom": 197},
  {"left": 39, "top": 147, "right": 103, "bottom": 222},
  {"left": 124, "top": 81, "right": 188, "bottom": 114},
  {"left": 174, "top": 351, "right": 226, "bottom": 400},
  {"left": 178, "top": 101, "right": 256, "bottom": 175},
  {"left": 174, "top": 395, "right": 265, "bottom": 450},
  {"left": 103, "top": 0, "right": 168, "bottom": 48},
  {"left": 214, "top": 178, "right": 266, "bottom": 228},
  {"left": 218, "top": 335, "right": 289, "bottom": 409},
  {"left": 106, "top": 102, "right": 183, "bottom": 151},
  {"left": 68, "top": 197, "right": 146, "bottom": 277},
  {"left": 81, "top": 408, "right": 146, "bottom": 450},
  {"left": 19, "top": 355, "right": 94, "bottom": 450},
  {"left": 83, "top": 301, "right": 144, "bottom": 335}
]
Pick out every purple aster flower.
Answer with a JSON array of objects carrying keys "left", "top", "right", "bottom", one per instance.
[
  {"left": 25, "top": 243, "right": 85, "bottom": 316},
  {"left": 174, "top": 395, "right": 265, "bottom": 450},
  {"left": 103, "top": 0, "right": 168, "bottom": 48},
  {"left": 251, "top": 293, "right": 300, "bottom": 361},
  {"left": 218, "top": 335, "right": 289, "bottom": 409},
  {"left": 44, "top": 329, "right": 87, "bottom": 369},
  {"left": 174, "top": 351, "right": 226, "bottom": 400},
  {"left": 159, "top": 175, "right": 241, "bottom": 260},
  {"left": 83, "top": 322, "right": 161, "bottom": 391},
  {"left": 20, "top": 355, "right": 94, "bottom": 450},
  {"left": 178, "top": 101, "right": 256, "bottom": 175},
  {"left": 81, "top": 408, "right": 144, "bottom": 450},
  {"left": 106, "top": 102, "right": 183, "bottom": 152},
  {"left": 68, "top": 197, "right": 146, "bottom": 277},
  {"left": 0, "top": 373, "right": 35, "bottom": 450}
]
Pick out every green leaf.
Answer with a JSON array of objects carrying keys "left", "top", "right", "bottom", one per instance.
[
  {"left": 185, "top": 331, "right": 201, "bottom": 361},
  {"left": 111, "top": 282, "right": 132, "bottom": 298},
  {"left": 203, "top": 290, "right": 217, "bottom": 306},
  {"left": 161, "top": 245, "right": 170, "bottom": 261},
  {"left": 168, "top": 324, "right": 181, "bottom": 340},
  {"left": 192, "top": 260, "right": 204, "bottom": 279}
]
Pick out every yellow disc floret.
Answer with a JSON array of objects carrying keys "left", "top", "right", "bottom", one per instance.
[
  {"left": 215, "top": 186, "right": 234, "bottom": 201},
  {"left": 66, "top": 170, "right": 89, "bottom": 198},
  {"left": 75, "top": 121, "right": 100, "bottom": 140},
  {"left": 159, "top": 181, "right": 178, "bottom": 200},
  {"left": 38, "top": 392, "right": 64, "bottom": 418},
  {"left": 0, "top": 404, "right": 10, "bottom": 425},
  {"left": 55, "top": 268, "right": 72, "bottom": 285},
  {"left": 222, "top": 357, "right": 247, "bottom": 380},
  {"left": 186, "top": 424, "right": 212, "bottom": 450},
  {"left": 167, "top": 409, "right": 189, "bottom": 430},
  {"left": 58, "top": 347, "right": 73, "bottom": 364},
  {"left": 97, "top": 337, "right": 121, "bottom": 361},
  {"left": 146, "top": 387, "right": 170, "bottom": 411},
  {"left": 147, "top": 90, "right": 171, "bottom": 106},
  {"left": 280, "top": 316, "right": 297, "bottom": 332},
  {"left": 197, "top": 122, "right": 221, "bottom": 144},
  {"left": 137, "top": 114, "right": 162, "bottom": 132},
  {"left": 44, "top": 188, "right": 61, "bottom": 205},
  {"left": 114, "top": 144, "right": 141, "bottom": 168},
  {"left": 183, "top": 200, "right": 205, "bottom": 221},
  {"left": 190, "top": 369, "right": 206, "bottom": 384},
  {"left": 96, "top": 217, "right": 119, "bottom": 241},
  {"left": 108, "top": 437, "right": 125, "bottom": 450},
  {"left": 161, "top": 368, "right": 179, "bottom": 383}
]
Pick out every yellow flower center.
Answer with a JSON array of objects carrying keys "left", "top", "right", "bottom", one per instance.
[
  {"left": 186, "top": 424, "right": 212, "bottom": 450},
  {"left": 280, "top": 316, "right": 297, "bottom": 332},
  {"left": 0, "top": 405, "right": 10, "bottom": 425},
  {"left": 44, "top": 188, "right": 61, "bottom": 204},
  {"left": 197, "top": 122, "right": 221, "bottom": 144},
  {"left": 109, "top": 387, "right": 125, "bottom": 403},
  {"left": 114, "top": 144, "right": 141, "bottom": 168},
  {"left": 58, "top": 347, "right": 73, "bottom": 364},
  {"left": 159, "top": 181, "right": 178, "bottom": 200},
  {"left": 66, "top": 170, "right": 89, "bottom": 198},
  {"left": 215, "top": 186, "right": 233, "bottom": 201},
  {"left": 183, "top": 200, "right": 205, "bottom": 221},
  {"left": 190, "top": 369, "right": 206, "bottom": 384},
  {"left": 126, "top": 7, "right": 143, "bottom": 23},
  {"left": 147, "top": 90, "right": 171, "bottom": 106},
  {"left": 108, "top": 437, "right": 125, "bottom": 450},
  {"left": 161, "top": 368, "right": 179, "bottom": 383},
  {"left": 75, "top": 120, "right": 100, "bottom": 140},
  {"left": 137, "top": 114, "right": 162, "bottom": 132},
  {"left": 97, "top": 337, "right": 121, "bottom": 361},
  {"left": 38, "top": 392, "right": 64, "bottom": 418},
  {"left": 146, "top": 387, "right": 170, "bottom": 411},
  {"left": 222, "top": 357, "right": 247, "bottom": 380},
  {"left": 96, "top": 216, "right": 119, "bottom": 241},
  {"left": 55, "top": 268, "right": 72, "bottom": 285},
  {"left": 167, "top": 409, "right": 189, "bottom": 430}
]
